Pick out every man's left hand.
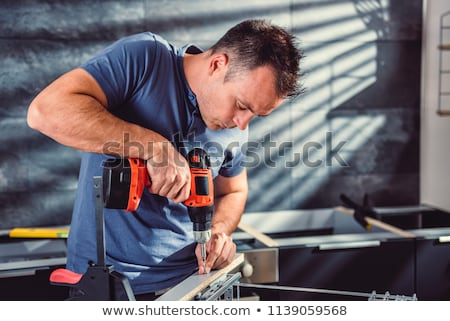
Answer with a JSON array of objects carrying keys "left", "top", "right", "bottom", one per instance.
[{"left": 195, "top": 232, "right": 236, "bottom": 274}]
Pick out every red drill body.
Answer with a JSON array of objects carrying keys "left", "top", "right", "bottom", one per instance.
[{"left": 102, "top": 148, "right": 214, "bottom": 272}]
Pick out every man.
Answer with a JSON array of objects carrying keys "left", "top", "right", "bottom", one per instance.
[{"left": 27, "top": 19, "right": 303, "bottom": 299}]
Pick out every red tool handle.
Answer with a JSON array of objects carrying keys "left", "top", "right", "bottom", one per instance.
[{"left": 49, "top": 268, "right": 83, "bottom": 285}]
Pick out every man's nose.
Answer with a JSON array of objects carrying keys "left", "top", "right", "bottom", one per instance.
[{"left": 233, "top": 111, "right": 253, "bottom": 130}]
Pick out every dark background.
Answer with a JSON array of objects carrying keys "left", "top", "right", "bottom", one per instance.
[{"left": 0, "top": 0, "right": 422, "bottom": 229}]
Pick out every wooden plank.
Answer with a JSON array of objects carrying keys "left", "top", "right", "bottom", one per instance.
[
  {"left": 156, "top": 253, "right": 244, "bottom": 301},
  {"left": 437, "top": 110, "right": 450, "bottom": 116},
  {"left": 237, "top": 222, "right": 279, "bottom": 247},
  {"left": 334, "top": 206, "right": 416, "bottom": 238}
]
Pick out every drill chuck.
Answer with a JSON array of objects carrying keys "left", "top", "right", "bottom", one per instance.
[
  {"left": 188, "top": 204, "right": 213, "bottom": 243},
  {"left": 193, "top": 229, "right": 211, "bottom": 244}
]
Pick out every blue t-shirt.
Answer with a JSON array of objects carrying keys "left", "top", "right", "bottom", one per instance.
[{"left": 66, "top": 32, "right": 248, "bottom": 295}]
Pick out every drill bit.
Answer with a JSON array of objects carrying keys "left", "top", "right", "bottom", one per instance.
[{"left": 200, "top": 243, "right": 207, "bottom": 273}]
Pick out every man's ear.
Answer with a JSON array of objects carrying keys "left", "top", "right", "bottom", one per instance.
[{"left": 208, "top": 53, "right": 229, "bottom": 76}]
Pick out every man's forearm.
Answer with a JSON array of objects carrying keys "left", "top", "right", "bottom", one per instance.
[
  {"left": 211, "top": 190, "right": 247, "bottom": 235},
  {"left": 27, "top": 68, "right": 169, "bottom": 160}
]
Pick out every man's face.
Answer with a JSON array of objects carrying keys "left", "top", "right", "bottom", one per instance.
[{"left": 196, "top": 56, "right": 284, "bottom": 131}]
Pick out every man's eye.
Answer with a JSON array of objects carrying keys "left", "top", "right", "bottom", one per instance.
[{"left": 237, "top": 103, "right": 246, "bottom": 111}]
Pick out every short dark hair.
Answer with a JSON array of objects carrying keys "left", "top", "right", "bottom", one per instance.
[{"left": 210, "top": 19, "right": 304, "bottom": 99}]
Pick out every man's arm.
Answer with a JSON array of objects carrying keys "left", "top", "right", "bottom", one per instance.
[
  {"left": 28, "top": 68, "right": 149, "bottom": 156},
  {"left": 212, "top": 169, "right": 248, "bottom": 235},
  {"left": 27, "top": 68, "right": 190, "bottom": 202},
  {"left": 197, "top": 169, "right": 248, "bottom": 273}
]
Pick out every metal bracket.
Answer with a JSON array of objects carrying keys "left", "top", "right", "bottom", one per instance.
[
  {"left": 241, "top": 248, "right": 279, "bottom": 284},
  {"left": 369, "top": 290, "right": 418, "bottom": 301},
  {"left": 194, "top": 272, "right": 241, "bottom": 301}
]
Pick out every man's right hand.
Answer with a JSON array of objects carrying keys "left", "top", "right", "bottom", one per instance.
[{"left": 146, "top": 142, "right": 191, "bottom": 203}]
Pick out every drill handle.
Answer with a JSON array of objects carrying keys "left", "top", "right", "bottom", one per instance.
[{"left": 184, "top": 148, "right": 214, "bottom": 208}]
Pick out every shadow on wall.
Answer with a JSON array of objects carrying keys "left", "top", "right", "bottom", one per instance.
[
  {"left": 0, "top": 0, "right": 422, "bottom": 229},
  {"left": 245, "top": 0, "right": 421, "bottom": 211}
]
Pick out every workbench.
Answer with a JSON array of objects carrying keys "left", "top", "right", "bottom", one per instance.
[
  {"left": 1, "top": 206, "right": 449, "bottom": 300},
  {"left": 235, "top": 207, "right": 450, "bottom": 301},
  {"left": 0, "top": 236, "right": 68, "bottom": 300}
]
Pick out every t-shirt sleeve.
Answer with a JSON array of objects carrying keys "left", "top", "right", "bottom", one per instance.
[
  {"left": 218, "top": 128, "right": 249, "bottom": 178},
  {"left": 80, "top": 34, "right": 157, "bottom": 109}
]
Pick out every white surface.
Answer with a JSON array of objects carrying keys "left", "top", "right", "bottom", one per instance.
[{"left": 421, "top": 0, "right": 450, "bottom": 212}]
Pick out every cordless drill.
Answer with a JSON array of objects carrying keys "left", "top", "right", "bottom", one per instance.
[{"left": 102, "top": 148, "right": 214, "bottom": 273}]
